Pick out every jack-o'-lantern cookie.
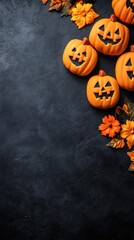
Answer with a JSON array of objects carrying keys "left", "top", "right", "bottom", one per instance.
[
  {"left": 89, "top": 14, "right": 129, "bottom": 56},
  {"left": 112, "top": 0, "right": 134, "bottom": 25},
  {"left": 115, "top": 45, "right": 134, "bottom": 91},
  {"left": 86, "top": 70, "right": 120, "bottom": 109},
  {"left": 62, "top": 37, "right": 98, "bottom": 76}
]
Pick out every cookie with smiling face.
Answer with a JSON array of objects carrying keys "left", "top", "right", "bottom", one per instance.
[
  {"left": 115, "top": 45, "right": 134, "bottom": 91},
  {"left": 112, "top": 0, "right": 134, "bottom": 25},
  {"left": 62, "top": 37, "right": 98, "bottom": 76},
  {"left": 89, "top": 14, "right": 129, "bottom": 56},
  {"left": 86, "top": 70, "right": 120, "bottom": 109}
]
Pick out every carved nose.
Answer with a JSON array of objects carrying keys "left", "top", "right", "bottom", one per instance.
[{"left": 101, "top": 87, "right": 105, "bottom": 91}]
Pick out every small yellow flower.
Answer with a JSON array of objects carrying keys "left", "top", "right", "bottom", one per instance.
[
  {"left": 120, "top": 120, "right": 134, "bottom": 149},
  {"left": 71, "top": 3, "right": 99, "bottom": 29}
]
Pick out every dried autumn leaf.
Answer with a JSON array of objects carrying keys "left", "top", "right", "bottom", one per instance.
[
  {"left": 115, "top": 105, "right": 128, "bottom": 124},
  {"left": 127, "top": 151, "right": 134, "bottom": 161},
  {"left": 42, "top": 0, "right": 48, "bottom": 4},
  {"left": 106, "top": 138, "right": 125, "bottom": 149},
  {"left": 61, "top": 0, "right": 72, "bottom": 16},
  {"left": 128, "top": 162, "right": 134, "bottom": 171},
  {"left": 124, "top": 97, "right": 134, "bottom": 121},
  {"left": 49, "top": 0, "right": 68, "bottom": 11}
]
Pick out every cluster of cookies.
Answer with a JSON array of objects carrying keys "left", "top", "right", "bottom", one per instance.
[{"left": 62, "top": 1, "right": 134, "bottom": 109}]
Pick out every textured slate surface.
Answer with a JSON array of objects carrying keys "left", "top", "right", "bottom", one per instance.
[{"left": 0, "top": 0, "right": 134, "bottom": 239}]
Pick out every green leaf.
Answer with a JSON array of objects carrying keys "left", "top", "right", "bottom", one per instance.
[
  {"left": 115, "top": 105, "right": 128, "bottom": 124},
  {"left": 61, "top": 0, "right": 72, "bottom": 17},
  {"left": 115, "top": 97, "right": 134, "bottom": 123},
  {"left": 124, "top": 97, "right": 134, "bottom": 121}
]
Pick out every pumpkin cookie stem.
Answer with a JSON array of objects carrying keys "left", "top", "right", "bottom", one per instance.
[
  {"left": 82, "top": 37, "right": 90, "bottom": 45},
  {"left": 98, "top": 70, "right": 107, "bottom": 76},
  {"left": 110, "top": 14, "right": 117, "bottom": 22},
  {"left": 130, "top": 45, "right": 134, "bottom": 52}
]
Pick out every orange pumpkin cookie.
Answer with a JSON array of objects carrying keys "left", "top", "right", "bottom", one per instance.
[
  {"left": 115, "top": 45, "right": 134, "bottom": 91},
  {"left": 89, "top": 14, "right": 129, "bottom": 56},
  {"left": 62, "top": 37, "right": 98, "bottom": 76},
  {"left": 112, "top": 0, "right": 134, "bottom": 25},
  {"left": 86, "top": 70, "right": 120, "bottom": 109}
]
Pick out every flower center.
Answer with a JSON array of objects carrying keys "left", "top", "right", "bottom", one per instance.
[
  {"left": 82, "top": 13, "right": 86, "bottom": 17},
  {"left": 108, "top": 123, "right": 112, "bottom": 128}
]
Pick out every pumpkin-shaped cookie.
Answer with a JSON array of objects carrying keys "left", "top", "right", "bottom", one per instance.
[
  {"left": 86, "top": 70, "right": 120, "bottom": 109},
  {"left": 115, "top": 45, "right": 134, "bottom": 91},
  {"left": 89, "top": 14, "right": 129, "bottom": 56},
  {"left": 62, "top": 37, "right": 98, "bottom": 76},
  {"left": 112, "top": 0, "right": 134, "bottom": 25}
]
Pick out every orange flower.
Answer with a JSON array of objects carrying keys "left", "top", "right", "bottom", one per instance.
[
  {"left": 98, "top": 115, "right": 121, "bottom": 138},
  {"left": 71, "top": 3, "right": 99, "bottom": 29},
  {"left": 120, "top": 120, "right": 134, "bottom": 149},
  {"left": 127, "top": 151, "right": 134, "bottom": 161}
]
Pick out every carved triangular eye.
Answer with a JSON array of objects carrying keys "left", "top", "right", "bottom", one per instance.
[
  {"left": 94, "top": 82, "right": 100, "bottom": 88},
  {"left": 105, "top": 81, "right": 111, "bottom": 87},
  {"left": 83, "top": 52, "right": 86, "bottom": 57},
  {"left": 126, "top": 0, "right": 134, "bottom": 11},
  {"left": 115, "top": 29, "right": 119, "bottom": 35},
  {"left": 126, "top": 58, "right": 132, "bottom": 66},
  {"left": 107, "top": 32, "right": 111, "bottom": 36},
  {"left": 72, "top": 47, "right": 77, "bottom": 52},
  {"left": 99, "top": 25, "right": 105, "bottom": 31}
]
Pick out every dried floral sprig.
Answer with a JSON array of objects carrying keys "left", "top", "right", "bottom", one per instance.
[
  {"left": 42, "top": 0, "right": 98, "bottom": 27},
  {"left": 98, "top": 98, "right": 134, "bottom": 171},
  {"left": 49, "top": 0, "right": 68, "bottom": 11}
]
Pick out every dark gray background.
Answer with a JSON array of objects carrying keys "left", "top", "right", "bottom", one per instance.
[{"left": 0, "top": 0, "right": 134, "bottom": 239}]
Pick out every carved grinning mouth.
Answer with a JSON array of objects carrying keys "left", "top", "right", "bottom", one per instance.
[
  {"left": 69, "top": 56, "right": 85, "bottom": 66},
  {"left": 127, "top": 71, "right": 134, "bottom": 80},
  {"left": 94, "top": 91, "right": 114, "bottom": 99},
  {"left": 126, "top": 0, "right": 134, "bottom": 12},
  {"left": 98, "top": 34, "right": 121, "bottom": 45}
]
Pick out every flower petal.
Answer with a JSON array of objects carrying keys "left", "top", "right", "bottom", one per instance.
[
  {"left": 84, "top": 3, "right": 92, "bottom": 12},
  {"left": 127, "top": 151, "right": 134, "bottom": 161},
  {"left": 126, "top": 134, "right": 134, "bottom": 149}
]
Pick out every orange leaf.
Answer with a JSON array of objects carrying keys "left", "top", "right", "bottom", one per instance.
[
  {"left": 42, "top": 0, "right": 48, "bottom": 4},
  {"left": 127, "top": 151, "right": 134, "bottom": 161},
  {"left": 106, "top": 138, "right": 125, "bottom": 149},
  {"left": 49, "top": 0, "right": 68, "bottom": 11},
  {"left": 128, "top": 162, "right": 134, "bottom": 171}
]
